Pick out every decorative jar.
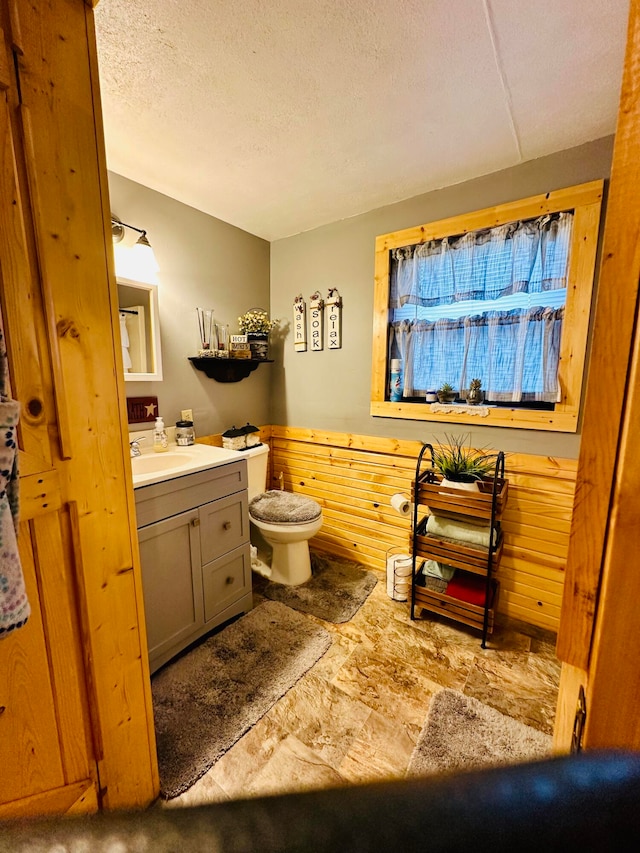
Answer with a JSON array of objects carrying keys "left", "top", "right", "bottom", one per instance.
[
  {"left": 175, "top": 420, "right": 195, "bottom": 446},
  {"left": 247, "top": 332, "right": 269, "bottom": 360}
]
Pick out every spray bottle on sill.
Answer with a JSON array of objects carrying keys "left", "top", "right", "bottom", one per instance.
[
  {"left": 153, "top": 416, "right": 168, "bottom": 452},
  {"left": 389, "top": 358, "right": 403, "bottom": 402}
]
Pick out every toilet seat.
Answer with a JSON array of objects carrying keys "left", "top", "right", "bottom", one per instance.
[{"left": 249, "top": 490, "right": 321, "bottom": 524}]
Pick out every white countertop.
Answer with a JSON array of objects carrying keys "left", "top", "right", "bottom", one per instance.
[{"left": 130, "top": 442, "right": 245, "bottom": 488}]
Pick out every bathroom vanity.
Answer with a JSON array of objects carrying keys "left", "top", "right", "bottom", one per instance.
[{"left": 132, "top": 447, "right": 252, "bottom": 673}]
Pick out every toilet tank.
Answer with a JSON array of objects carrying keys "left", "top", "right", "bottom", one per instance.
[{"left": 243, "top": 443, "right": 269, "bottom": 501}]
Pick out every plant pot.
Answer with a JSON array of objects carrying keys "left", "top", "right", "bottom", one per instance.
[
  {"left": 437, "top": 392, "right": 456, "bottom": 404},
  {"left": 247, "top": 333, "right": 269, "bottom": 360},
  {"left": 465, "top": 388, "right": 484, "bottom": 405},
  {"left": 441, "top": 478, "right": 480, "bottom": 492}
]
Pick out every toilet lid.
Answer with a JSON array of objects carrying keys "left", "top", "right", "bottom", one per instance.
[{"left": 249, "top": 490, "right": 321, "bottom": 523}]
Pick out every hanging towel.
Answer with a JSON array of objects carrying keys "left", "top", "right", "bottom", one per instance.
[
  {"left": 0, "top": 325, "right": 30, "bottom": 638},
  {"left": 120, "top": 312, "right": 132, "bottom": 371},
  {"left": 426, "top": 514, "right": 496, "bottom": 549}
]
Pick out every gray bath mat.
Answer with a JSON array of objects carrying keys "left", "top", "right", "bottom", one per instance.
[
  {"left": 152, "top": 599, "right": 332, "bottom": 798},
  {"left": 262, "top": 550, "right": 378, "bottom": 623},
  {"left": 407, "top": 688, "right": 552, "bottom": 777}
]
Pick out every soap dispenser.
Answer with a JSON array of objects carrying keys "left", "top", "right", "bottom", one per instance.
[{"left": 153, "top": 416, "right": 168, "bottom": 452}]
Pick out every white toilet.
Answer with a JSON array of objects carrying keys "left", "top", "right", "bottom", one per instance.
[{"left": 244, "top": 444, "right": 322, "bottom": 585}]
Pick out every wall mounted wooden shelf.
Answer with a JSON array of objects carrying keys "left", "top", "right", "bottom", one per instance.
[{"left": 188, "top": 357, "right": 274, "bottom": 383}]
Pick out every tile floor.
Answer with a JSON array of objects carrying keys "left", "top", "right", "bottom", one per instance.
[{"left": 161, "top": 556, "right": 560, "bottom": 809}]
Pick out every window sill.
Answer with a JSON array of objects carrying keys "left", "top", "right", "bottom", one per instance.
[{"left": 370, "top": 400, "right": 578, "bottom": 432}]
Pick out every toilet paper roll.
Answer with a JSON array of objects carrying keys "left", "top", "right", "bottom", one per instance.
[
  {"left": 394, "top": 560, "right": 412, "bottom": 578},
  {"left": 386, "top": 552, "right": 412, "bottom": 600},
  {"left": 390, "top": 492, "right": 411, "bottom": 516}
]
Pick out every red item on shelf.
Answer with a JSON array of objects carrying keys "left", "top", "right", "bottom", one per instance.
[{"left": 445, "top": 573, "right": 493, "bottom": 607}]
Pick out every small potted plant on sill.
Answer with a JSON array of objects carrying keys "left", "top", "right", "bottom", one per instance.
[
  {"left": 465, "top": 377, "right": 484, "bottom": 406},
  {"left": 436, "top": 382, "right": 457, "bottom": 404},
  {"left": 432, "top": 433, "right": 497, "bottom": 491},
  {"left": 238, "top": 308, "right": 277, "bottom": 360}
]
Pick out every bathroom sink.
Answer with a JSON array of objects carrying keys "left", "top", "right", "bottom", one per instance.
[
  {"left": 130, "top": 443, "right": 245, "bottom": 488},
  {"left": 131, "top": 452, "right": 194, "bottom": 475}
]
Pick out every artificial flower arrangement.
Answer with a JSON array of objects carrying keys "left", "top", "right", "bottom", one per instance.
[{"left": 237, "top": 308, "right": 277, "bottom": 335}]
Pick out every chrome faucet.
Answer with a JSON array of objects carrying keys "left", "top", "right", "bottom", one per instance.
[{"left": 129, "top": 437, "right": 146, "bottom": 457}]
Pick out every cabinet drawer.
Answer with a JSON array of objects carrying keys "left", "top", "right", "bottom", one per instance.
[
  {"left": 199, "top": 491, "right": 249, "bottom": 564},
  {"left": 202, "top": 545, "right": 251, "bottom": 623},
  {"left": 134, "top": 460, "right": 246, "bottom": 527}
]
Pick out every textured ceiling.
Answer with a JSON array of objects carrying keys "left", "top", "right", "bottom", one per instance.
[{"left": 94, "top": 0, "right": 629, "bottom": 241}]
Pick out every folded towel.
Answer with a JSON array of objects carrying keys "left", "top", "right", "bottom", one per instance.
[
  {"left": 422, "top": 576, "right": 448, "bottom": 594},
  {"left": 426, "top": 514, "right": 496, "bottom": 549},
  {"left": 417, "top": 572, "right": 493, "bottom": 607},
  {"left": 422, "top": 559, "right": 456, "bottom": 581},
  {"left": 446, "top": 574, "right": 493, "bottom": 608}
]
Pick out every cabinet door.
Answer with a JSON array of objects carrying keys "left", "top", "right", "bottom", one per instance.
[
  {"left": 138, "top": 510, "right": 203, "bottom": 668},
  {"left": 199, "top": 492, "right": 249, "bottom": 564},
  {"left": 202, "top": 546, "right": 251, "bottom": 623}
]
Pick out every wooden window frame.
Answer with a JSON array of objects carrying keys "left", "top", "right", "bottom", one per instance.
[{"left": 370, "top": 180, "right": 604, "bottom": 432}]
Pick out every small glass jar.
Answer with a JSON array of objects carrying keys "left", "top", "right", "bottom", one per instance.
[{"left": 175, "top": 420, "right": 195, "bottom": 446}]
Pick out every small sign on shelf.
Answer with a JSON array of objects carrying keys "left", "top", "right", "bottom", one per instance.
[{"left": 230, "top": 334, "right": 251, "bottom": 359}]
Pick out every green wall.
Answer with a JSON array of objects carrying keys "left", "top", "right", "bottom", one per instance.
[
  {"left": 108, "top": 172, "right": 271, "bottom": 438},
  {"left": 269, "top": 137, "right": 614, "bottom": 459}
]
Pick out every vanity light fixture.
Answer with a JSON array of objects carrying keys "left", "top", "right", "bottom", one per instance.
[
  {"left": 111, "top": 216, "right": 160, "bottom": 284},
  {"left": 111, "top": 216, "right": 153, "bottom": 248},
  {"left": 111, "top": 218, "right": 126, "bottom": 243}
]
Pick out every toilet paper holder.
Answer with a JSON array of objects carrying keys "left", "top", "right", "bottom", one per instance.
[
  {"left": 386, "top": 546, "right": 413, "bottom": 602},
  {"left": 390, "top": 492, "right": 412, "bottom": 517}
]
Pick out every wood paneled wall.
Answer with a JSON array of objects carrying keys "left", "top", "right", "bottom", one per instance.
[{"left": 267, "top": 427, "right": 577, "bottom": 632}]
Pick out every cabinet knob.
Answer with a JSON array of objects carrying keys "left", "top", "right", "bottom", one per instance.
[
  {"left": 225, "top": 576, "right": 234, "bottom": 585},
  {"left": 191, "top": 518, "right": 200, "bottom": 527},
  {"left": 223, "top": 521, "right": 231, "bottom": 530},
  {"left": 0, "top": 705, "right": 5, "bottom": 716}
]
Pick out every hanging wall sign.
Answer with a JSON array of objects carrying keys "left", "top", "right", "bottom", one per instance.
[
  {"left": 325, "top": 288, "right": 342, "bottom": 349},
  {"left": 293, "top": 294, "right": 307, "bottom": 351},
  {"left": 309, "top": 291, "right": 324, "bottom": 351},
  {"left": 126, "top": 395, "right": 158, "bottom": 423}
]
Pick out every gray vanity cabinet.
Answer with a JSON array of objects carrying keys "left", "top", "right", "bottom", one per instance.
[{"left": 134, "top": 460, "right": 252, "bottom": 673}]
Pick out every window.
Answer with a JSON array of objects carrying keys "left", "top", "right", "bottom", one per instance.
[{"left": 371, "top": 181, "right": 603, "bottom": 432}]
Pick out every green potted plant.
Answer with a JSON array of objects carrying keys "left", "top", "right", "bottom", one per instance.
[
  {"left": 432, "top": 433, "right": 497, "bottom": 491},
  {"left": 436, "top": 382, "right": 457, "bottom": 404},
  {"left": 465, "top": 377, "right": 484, "bottom": 406}
]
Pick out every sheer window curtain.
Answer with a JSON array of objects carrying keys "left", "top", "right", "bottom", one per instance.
[{"left": 388, "top": 213, "right": 572, "bottom": 402}]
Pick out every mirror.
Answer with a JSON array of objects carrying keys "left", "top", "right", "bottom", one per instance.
[{"left": 117, "top": 277, "right": 163, "bottom": 381}]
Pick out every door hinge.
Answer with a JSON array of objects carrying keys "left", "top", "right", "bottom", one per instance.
[{"left": 571, "top": 685, "right": 586, "bottom": 753}]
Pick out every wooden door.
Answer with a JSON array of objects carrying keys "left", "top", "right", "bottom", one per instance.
[
  {"left": 555, "top": 0, "right": 640, "bottom": 752},
  {"left": 0, "top": 0, "right": 157, "bottom": 816}
]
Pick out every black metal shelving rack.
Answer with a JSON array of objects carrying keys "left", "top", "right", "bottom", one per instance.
[{"left": 409, "top": 442, "right": 507, "bottom": 648}]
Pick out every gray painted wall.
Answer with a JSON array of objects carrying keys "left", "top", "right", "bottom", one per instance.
[
  {"left": 108, "top": 172, "right": 271, "bottom": 437},
  {"left": 269, "top": 137, "right": 614, "bottom": 460}
]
